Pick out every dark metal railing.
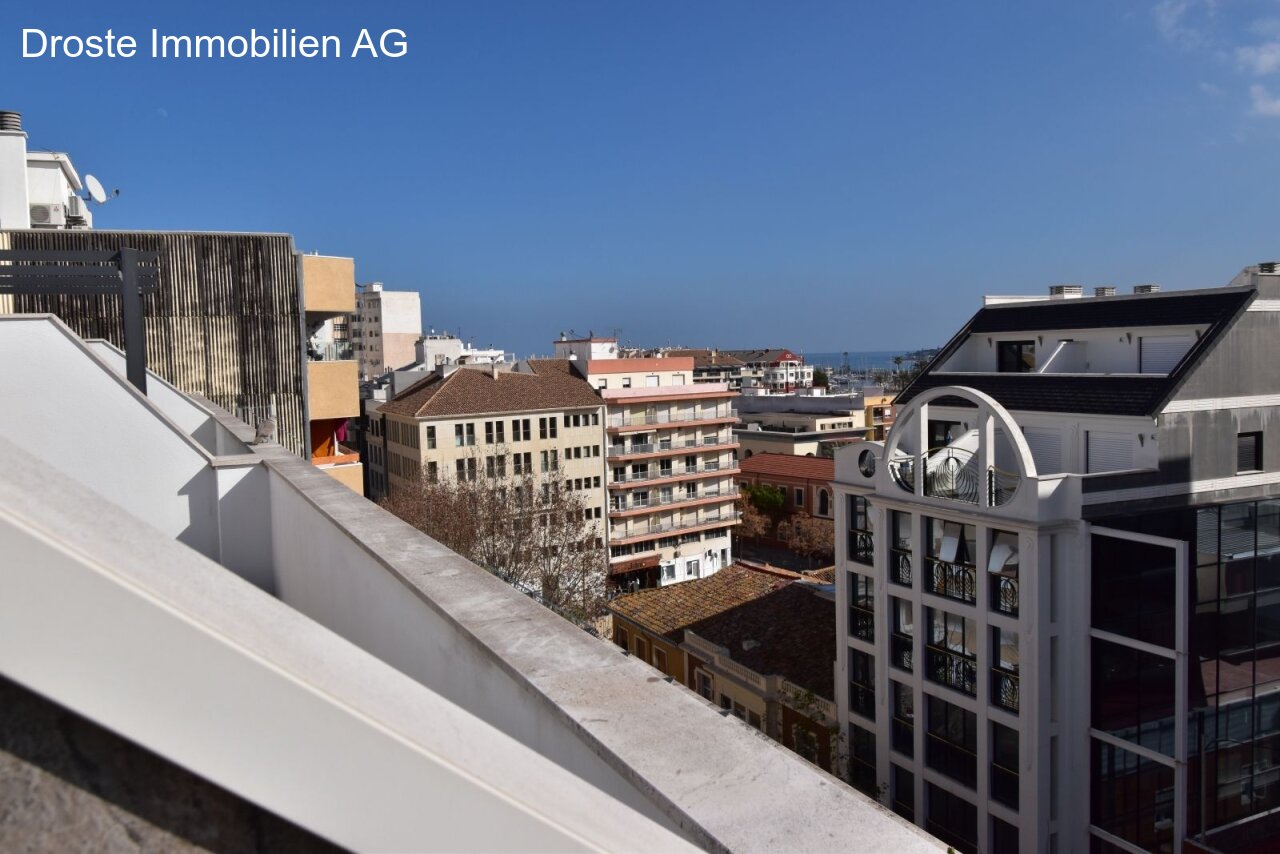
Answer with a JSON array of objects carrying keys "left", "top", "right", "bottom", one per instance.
[
  {"left": 890, "top": 550, "right": 913, "bottom": 587},
  {"left": 991, "top": 575, "right": 1019, "bottom": 616},
  {"left": 927, "top": 559, "right": 976, "bottom": 605},
  {"left": 991, "top": 666, "right": 1020, "bottom": 714},
  {"left": 848, "top": 530, "right": 874, "bottom": 565},
  {"left": 849, "top": 606, "right": 874, "bottom": 642},
  {"left": 891, "top": 632, "right": 914, "bottom": 672},
  {"left": 926, "top": 646, "right": 977, "bottom": 697}
]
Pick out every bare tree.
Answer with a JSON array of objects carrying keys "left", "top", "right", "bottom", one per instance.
[
  {"left": 380, "top": 447, "right": 609, "bottom": 625},
  {"left": 788, "top": 515, "right": 835, "bottom": 568}
]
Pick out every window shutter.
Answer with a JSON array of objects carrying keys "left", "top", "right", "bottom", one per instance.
[
  {"left": 1139, "top": 336, "right": 1194, "bottom": 374},
  {"left": 1022, "top": 427, "right": 1062, "bottom": 474},
  {"left": 1238, "top": 433, "right": 1261, "bottom": 473},
  {"left": 1086, "top": 431, "right": 1133, "bottom": 473}
]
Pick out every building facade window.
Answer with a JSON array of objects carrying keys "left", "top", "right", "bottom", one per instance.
[
  {"left": 989, "top": 529, "right": 1019, "bottom": 616},
  {"left": 891, "top": 596, "right": 914, "bottom": 673},
  {"left": 996, "top": 340, "right": 1036, "bottom": 373},
  {"left": 1238, "top": 431, "right": 1263, "bottom": 473},
  {"left": 926, "top": 783, "right": 978, "bottom": 854},
  {"left": 891, "top": 680, "right": 914, "bottom": 758},
  {"left": 926, "top": 517, "right": 977, "bottom": 605},
  {"left": 426, "top": 425, "right": 436, "bottom": 449},
  {"left": 926, "top": 608, "right": 978, "bottom": 697},
  {"left": 849, "top": 724, "right": 877, "bottom": 797},
  {"left": 926, "top": 695, "right": 977, "bottom": 790},
  {"left": 849, "top": 649, "right": 875, "bottom": 721},
  {"left": 890, "top": 510, "right": 913, "bottom": 587},
  {"left": 991, "top": 627, "right": 1020, "bottom": 714},
  {"left": 891, "top": 764, "right": 915, "bottom": 822},
  {"left": 849, "top": 572, "right": 874, "bottom": 642},
  {"left": 991, "top": 721, "right": 1019, "bottom": 810},
  {"left": 848, "top": 495, "right": 874, "bottom": 565}
]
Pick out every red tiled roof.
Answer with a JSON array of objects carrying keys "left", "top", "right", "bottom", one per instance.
[
  {"left": 739, "top": 453, "right": 834, "bottom": 482},
  {"left": 609, "top": 563, "right": 835, "bottom": 700},
  {"left": 664, "top": 349, "right": 746, "bottom": 369},
  {"left": 586, "top": 357, "right": 695, "bottom": 375},
  {"left": 380, "top": 359, "right": 602, "bottom": 418}
]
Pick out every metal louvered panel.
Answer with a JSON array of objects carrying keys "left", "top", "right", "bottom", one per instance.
[
  {"left": 1086, "top": 431, "right": 1134, "bottom": 474},
  {"left": 1022, "top": 427, "right": 1063, "bottom": 474},
  {"left": 1139, "top": 335, "right": 1194, "bottom": 374},
  {"left": 6, "top": 230, "right": 307, "bottom": 456}
]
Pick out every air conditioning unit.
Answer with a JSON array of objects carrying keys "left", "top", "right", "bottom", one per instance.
[{"left": 29, "top": 203, "right": 66, "bottom": 228}]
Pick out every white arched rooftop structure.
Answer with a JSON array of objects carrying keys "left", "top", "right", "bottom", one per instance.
[{"left": 881, "top": 386, "right": 1038, "bottom": 510}]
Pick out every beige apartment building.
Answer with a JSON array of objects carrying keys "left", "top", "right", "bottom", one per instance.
[
  {"left": 351, "top": 281, "right": 423, "bottom": 378},
  {"left": 554, "top": 336, "right": 741, "bottom": 589},
  {"left": 366, "top": 361, "right": 608, "bottom": 548}
]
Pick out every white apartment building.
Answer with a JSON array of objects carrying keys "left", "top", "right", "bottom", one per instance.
[
  {"left": 555, "top": 336, "right": 741, "bottom": 589},
  {"left": 350, "top": 282, "right": 422, "bottom": 378},
  {"left": 832, "top": 268, "right": 1280, "bottom": 854},
  {"left": 0, "top": 109, "right": 102, "bottom": 232}
]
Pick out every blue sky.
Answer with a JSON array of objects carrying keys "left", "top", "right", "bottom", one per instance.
[{"left": 6, "top": 1, "right": 1280, "bottom": 356}]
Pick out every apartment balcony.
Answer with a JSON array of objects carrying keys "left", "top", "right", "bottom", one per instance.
[
  {"left": 307, "top": 359, "right": 359, "bottom": 421},
  {"left": 890, "top": 632, "right": 914, "bottom": 672},
  {"left": 301, "top": 254, "right": 356, "bottom": 317},
  {"left": 608, "top": 511, "right": 742, "bottom": 546},
  {"left": 606, "top": 408, "right": 738, "bottom": 433},
  {"left": 925, "top": 646, "right": 977, "bottom": 697},
  {"left": 313, "top": 445, "right": 364, "bottom": 495},
  {"left": 608, "top": 490, "right": 735, "bottom": 519},
  {"left": 926, "top": 558, "right": 976, "bottom": 606},
  {"left": 608, "top": 461, "right": 739, "bottom": 489},
  {"left": 606, "top": 437, "right": 738, "bottom": 460}
]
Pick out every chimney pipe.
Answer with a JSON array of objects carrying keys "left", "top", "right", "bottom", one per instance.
[
  {"left": 1133, "top": 284, "right": 1161, "bottom": 294},
  {"left": 0, "top": 111, "right": 22, "bottom": 132},
  {"left": 1094, "top": 286, "right": 1117, "bottom": 297}
]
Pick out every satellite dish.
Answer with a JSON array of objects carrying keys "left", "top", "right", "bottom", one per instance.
[{"left": 84, "top": 174, "right": 107, "bottom": 204}]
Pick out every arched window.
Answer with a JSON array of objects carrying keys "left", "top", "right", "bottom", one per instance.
[{"left": 818, "top": 489, "right": 830, "bottom": 516}]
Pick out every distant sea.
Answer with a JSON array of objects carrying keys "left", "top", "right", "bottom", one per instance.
[{"left": 802, "top": 351, "right": 912, "bottom": 373}]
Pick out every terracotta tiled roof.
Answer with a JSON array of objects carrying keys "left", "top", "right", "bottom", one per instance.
[
  {"left": 380, "top": 359, "right": 602, "bottom": 418},
  {"left": 664, "top": 349, "right": 746, "bottom": 369},
  {"left": 586, "top": 357, "right": 695, "bottom": 375},
  {"left": 609, "top": 563, "right": 835, "bottom": 700},
  {"left": 610, "top": 564, "right": 795, "bottom": 639},
  {"left": 722, "top": 349, "right": 798, "bottom": 365},
  {"left": 805, "top": 567, "right": 836, "bottom": 584},
  {"left": 691, "top": 581, "right": 835, "bottom": 700},
  {"left": 739, "top": 453, "right": 835, "bottom": 482}
]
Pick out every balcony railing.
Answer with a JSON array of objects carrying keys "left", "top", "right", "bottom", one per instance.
[
  {"left": 849, "top": 606, "right": 874, "bottom": 642},
  {"left": 308, "top": 341, "right": 353, "bottom": 361},
  {"left": 847, "top": 530, "right": 873, "bottom": 565},
  {"left": 890, "top": 632, "right": 913, "bottom": 672},
  {"left": 991, "top": 574, "right": 1019, "bottom": 616},
  {"left": 890, "top": 550, "right": 912, "bottom": 587},
  {"left": 991, "top": 666, "right": 1020, "bottom": 714},
  {"left": 612, "top": 511, "right": 742, "bottom": 541},
  {"left": 889, "top": 449, "right": 1021, "bottom": 507},
  {"left": 610, "top": 461, "right": 737, "bottom": 485},
  {"left": 991, "top": 763, "right": 1019, "bottom": 810},
  {"left": 927, "top": 559, "right": 976, "bottom": 605},
  {"left": 925, "top": 646, "right": 977, "bottom": 697},
  {"left": 609, "top": 488, "right": 729, "bottom": 513},
  {"left": 606, "top": 436, "right": 733, "bottom": 458},
  {"left": 608, "top": 408, "right": 738, "bottom": 429}
]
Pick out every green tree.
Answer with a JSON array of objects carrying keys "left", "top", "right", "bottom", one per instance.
[{"left": 812, "top": 367, "right": 829, "bottom": 387}]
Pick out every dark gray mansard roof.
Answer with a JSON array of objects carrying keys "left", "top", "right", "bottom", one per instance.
[{"left": 896, "top": 286, "right": 1255, "bottom": 416}]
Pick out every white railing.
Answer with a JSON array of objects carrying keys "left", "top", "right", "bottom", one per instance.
[
  {"left": 614, "top": 511, "right": 742, "bottom": 540},
  {"left": 608, "top": 408, "right": 739, "bottom": 429},
  {"left": 606, "top": 436, "right": 733, "bottom": 458},
  {"left": 610, "top": 462, "right": 739, "bottom": 485},
  {"left": 610, "top": 487, "right": 731, "bottom": 513}
]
